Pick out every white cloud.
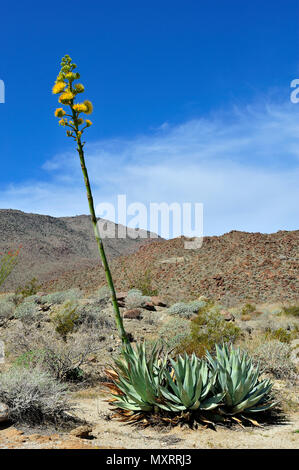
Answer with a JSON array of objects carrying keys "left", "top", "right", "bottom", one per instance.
[{"left": 1, "top": 101, "right": 299, "bottom": 236}]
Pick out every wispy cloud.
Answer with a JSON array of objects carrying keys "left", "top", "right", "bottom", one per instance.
[{"left": 1, "top": 101, "right": 299, "bottom": 236}]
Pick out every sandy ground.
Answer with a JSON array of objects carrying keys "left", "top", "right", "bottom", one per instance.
[{"left": 1, "top": 393, "right": 298, "bottom": 449}]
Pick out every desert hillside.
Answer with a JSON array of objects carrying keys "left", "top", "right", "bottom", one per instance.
[
  {"left": 45, "top": 229, "right": 299, "bottom": 306},
  {"left": 0, "top": 209, "right": 159, "bottom": 291}
]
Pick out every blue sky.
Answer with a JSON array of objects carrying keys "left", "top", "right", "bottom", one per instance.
[{"left": 0, "top": 0, "right": 299, "bottom": 236}]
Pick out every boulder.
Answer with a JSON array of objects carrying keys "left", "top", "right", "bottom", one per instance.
[
  {"left": 69, "top": 425, "right": 93, "bottom": 439},
  {"left": 151, "top": 296, "right": 167, "bottom": 307},
  {"left": 220, "top": 310, "right": 235, "bottom": 322},
  {"left": 124, "top": 308, "right": 142, "bottom": 319}
]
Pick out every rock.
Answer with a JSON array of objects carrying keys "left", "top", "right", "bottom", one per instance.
[
  {"left": 220, "top": 310, "right": 235, "bottom": 322},
  {"left": 142, "top": 302, "right": 157, "bottom": 312},
  {"left": 151, "top": 296, "right": 167, "bottom": 307},
  {"left": 124, "top": 308, "right": 142, "bottom": 319},
  {"left": 0, "top": 402, "right": 9, "bottom": 423},
  {"left": 116, "top": 292, "right": 127, "bottom": 301},
  {"left": 117, "top": 300, "right": 126, "bottom": 308},
  {"left": 69, "top": 425, "right": 93, "bottom": 439}
]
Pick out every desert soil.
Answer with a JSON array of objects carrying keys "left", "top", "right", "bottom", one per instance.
[{"left": 0, "top": 391, "right": 299, "bottom": 449}]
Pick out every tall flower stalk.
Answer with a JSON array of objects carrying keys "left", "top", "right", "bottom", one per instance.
[{"left": 52, "top": 55, "right": 129, "bottom": 345}]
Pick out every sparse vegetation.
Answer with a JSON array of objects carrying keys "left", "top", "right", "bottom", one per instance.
[
  {"left": 51, "top": 300, "right": 79, "bottom": 340},
  {"left": 283, "top": 305, "right": 299, "bottom": 317},
  {"left": 177, "top": 304, "right": 240, "bottom": 357},
  {"left": 15, "top": 277, "right": 40, "bottom": 304},
  {"left": 0, "top": 366, "right": 73, "bottom": 424},
  {"left": 168, "top": 299, "right": 207, "bottom": 319}
]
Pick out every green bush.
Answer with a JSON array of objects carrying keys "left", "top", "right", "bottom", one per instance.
[
  {"left": 15, "top": 277, "right": 41, "bottom": 302},
  {"left": 168, "top": 300, "right": 207, "bottom": 319},
  {"left": 241, "top": 303, "right": 256, "bottom": 316},
  {"left": 158, "top": 317, "right": 190, "bottom": 351},
  {"left": 283, "top": 305, "right": 299, "bottom": 317},
  {"left": 265, "top": 327, "right": 291, "bottom": 344},
  {"left": 125, "top": 289, "right": 151, "bottom": 309},
  {"left": 177, "top": 305, "right": 240, "bottom": 357},
  {"left": 42, "top": 288, "right": 81, "bottom": 305},
  {"left": 77, "top": 301, "right": 113, "bottom": 329},
  {"left": 51, "top": 300, "right": 79, "bottom": 340},
  {"left": 14, "top": 298, "right": 40, "bottom": 323}
]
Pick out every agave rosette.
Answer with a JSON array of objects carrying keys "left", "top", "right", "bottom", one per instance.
[
  {"left": 107, "top": 342, "right": 167, "bottom": 412},
  {"left": 160, "top": 353, "right": 224, "bottom": 411},
  {"left": 206, "top": 343, "right": 276, "bottom": 415}
]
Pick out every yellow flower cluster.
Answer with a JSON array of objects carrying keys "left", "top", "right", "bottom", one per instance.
[
  {"left": 52, "top": 82, "right": 66, "bottom": 94},
  {"left": 59, "top": 91, "right": 74, "bottom": 104},
  {"left": 53, "top": 55, "right": 94, "bottom": 137},
  {"left": 73, "top": 103, "right": 88, "bottom": 113},
  {"left": 54, "top": 108, "right": 66, "bottom": 118}
]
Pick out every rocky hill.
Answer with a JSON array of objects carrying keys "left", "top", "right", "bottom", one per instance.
[
  {"left": 0, "top": 209, "right": 159, "bottom": 291},
  {"left": 1, "top": 210, "right": 298, "bottom": 306},
  {"left": 44, "top": 230, "right": 299, "bottom": 307}
]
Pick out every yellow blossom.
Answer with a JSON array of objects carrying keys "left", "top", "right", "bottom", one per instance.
[
  {"left": 59, "top": 118, "right": 67, "bottom": 126},
  {"left": 77, "top": 118, "right": 84, "bottom": 125},
  {"left": 83, "top": 100, "right": 93, "bottom": 115},
  {"left": 54, "top": 108, "right": 66, "bottom": 118},
  {"left": 77, "top": 131, "right": 82, "bottom": 138},
  {"left": 85, "top": 120, "right": 92, "bottom": 127},
  {"left": 59, "top": 91, "right": 74, "bottom": 104},
  {"left": 52, "top": 81, "right": 66, "bottom": 94},
  {"left": 73, "top": 103, "right": 88, "bottom": 113}
]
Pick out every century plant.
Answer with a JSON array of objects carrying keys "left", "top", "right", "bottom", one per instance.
[
  {"left": 105, "top": 343, "right": 168, "bottom": 414},
  {"left": 206, "top": 343, "right": 276, "bottom": 416},
  {"left": 105, "top": 345, "right": 223, "bottom": 416},
  {"left": 160, "top": 353, "right": 224, "bottom": 412},
  {"left": 52, "top": 55, "right": 128, "bottom": 345}
]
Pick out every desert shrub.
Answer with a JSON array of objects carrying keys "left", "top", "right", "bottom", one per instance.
[
  {"left": 283, "top": 305, "right": 299, "bottom": 317},
  {"left": 15, "top": 277, "right": 41, "bottom": 303},
  {"left": 241, "top": 303, "right": 256, "bottom": 316},
  {"left": 125, "top": 289, "right": 151, "bottom": 309},
  {"left": 0, "top": 366, "right": 72, "bottom": 424},
  {"left": 95, "top": 285, "right": 111, "bottom": 301},
  {"left": 177, "top": 305, "right": 240, "bottom": 357},
  {"left": 41, "top": 288, "right": 81, "bottom": 305},
  {"left": 0, "top": 297, "right": 14, "bottom": 327},
  {"left": 8, "top": 323, "right": 105, "bottom": 382},
  {"left": 157, "top": 317, "right": 190, "bottom": 351},
  {"left": 265, "top": 327, "right": 292, "bottom": 344},
  {"left": 130, "top": 268, "right": 158, "bottom": 296},
  {"left": 120, "top": 259, "right": 158, "bottom": 296},
  {"left": 51, "top": 300, "right": 79, "bottom": 340},
  {"left": 14, "top": 297, "right": 40, "bottom": 323},
  {"left": 168, "top": 300, "right": 207, "bottom": 319},
  {"left": 250, "top": 340, "right": 297, "bottom": 381},
  {"left": 77, "top": 302, "right": 113, "bottom": 329}
]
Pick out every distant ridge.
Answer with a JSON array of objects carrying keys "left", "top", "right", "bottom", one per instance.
[{"left": 0, "top": 209, "right": 161, "bottom": 291}]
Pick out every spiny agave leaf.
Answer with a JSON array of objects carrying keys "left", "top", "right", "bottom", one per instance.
[{"left": 199, "top": 392, "right": 224, "bottom": 410}]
